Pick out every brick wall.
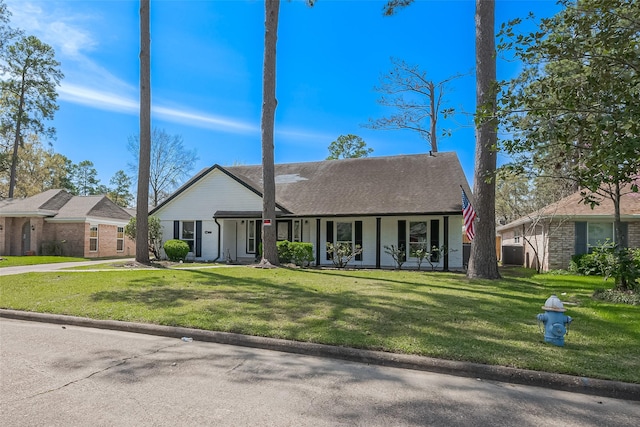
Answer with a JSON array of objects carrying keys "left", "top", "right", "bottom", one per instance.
[
  {"left": 83, "top": 223, "right": 135, "bottom": 258},
  {"left": 629, "top": 221, "right": 640, "bottom": 249},
  {"left": 546, "top": 220, "right": 575, "bottom": 271}
]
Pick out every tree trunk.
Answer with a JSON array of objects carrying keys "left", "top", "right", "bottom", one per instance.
[
  {"left": 8, "top": 79, "right": 26, "bottom": 199},
  {"left": 467, "top": 0, "right": 500, "bottom": 279},
  {"left": 260, "top": 0, "right": 280, "bottom": 266},
  {"left": 612, "top": 181, "right": 626, "bottom": 289},
  {"left": 428, "top": 81, "right": 437, "bottom": 153},
  {"left": 136, "top": 0, "right": 151, "bottom": 264}
]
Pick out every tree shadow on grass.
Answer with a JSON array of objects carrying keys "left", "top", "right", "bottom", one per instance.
[{"left": 85, "top": 267, "right": 640, "bottom": 382}]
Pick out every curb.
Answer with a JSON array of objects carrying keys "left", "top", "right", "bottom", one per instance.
[{"left": 1, "top": 309, "right": 638, "bottom": 402}]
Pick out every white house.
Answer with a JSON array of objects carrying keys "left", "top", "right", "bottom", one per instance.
[{"left": 150, "top": 152, "right": 472, "bottom": 269}]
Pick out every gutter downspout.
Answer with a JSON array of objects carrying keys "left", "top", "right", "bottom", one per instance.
[{"left": 213, "top": 218, "right": 221, "bottom": 262}]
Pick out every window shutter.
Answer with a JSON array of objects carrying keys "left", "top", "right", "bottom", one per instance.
[
  {"left": 430, "top": 219, "right": 440, "bottom": 262},
  {"left": 620, "top": 222, "right": 629, "bottom": 248},
  {"left": 355, "top": 221, "right": 363, "bottom": 261},
  {"left": 326, "top": 221, "right": 334, "bottom": 260},
  {"left": 256, "top": 220, "right": 262, "bottom": 257},
  {"left": 173, "top": 221, "right": 179, "bottom": 239},
  {"left": 575, "top": 222, "right": 587, "bottom": 255},
  {"left": 398, "top": 220, "right": 406, "bottom": 262},
  {"left": 196, "top": 220, "right": 202, "bottom": 257}
]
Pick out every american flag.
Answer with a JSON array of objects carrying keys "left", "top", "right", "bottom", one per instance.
[{"left": 461, "top": 188, "right": 477, "bottom": 241}]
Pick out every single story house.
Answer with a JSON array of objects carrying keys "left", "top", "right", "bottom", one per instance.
[
  {"left": 0, "top": 189, "right": 135, "bottom": 258},
  {"left": 150, "top": 152, "right": 472, "bottom": 269},
  {"left": 497, "top": 187, "right": 640, "bottom": 271}
]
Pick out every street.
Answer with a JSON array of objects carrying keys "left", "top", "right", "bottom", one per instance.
[{"left": 1, "top": 318, "right": 638, "bottom": 426}]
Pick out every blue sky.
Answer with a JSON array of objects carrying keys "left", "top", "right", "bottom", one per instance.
[{"left": 5, "top": 0, "right": 561, "bottom": 188}]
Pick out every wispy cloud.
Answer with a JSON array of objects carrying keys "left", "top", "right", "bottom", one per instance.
[
  {"left": 6, "top": 1, "right": 331, "bottom": 141},
  {"left": 59, "top": 82, "right": 259, "bottom": 134}
]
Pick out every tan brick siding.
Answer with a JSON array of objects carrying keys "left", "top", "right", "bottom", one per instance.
[
  {"left": 629, "top": 222, "right": 640, "bottom": 249},
  {"left": 547, "top": 221, "right": 575, "bottom": 271}
]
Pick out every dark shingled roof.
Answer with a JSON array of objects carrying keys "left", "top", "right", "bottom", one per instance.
[
  {"left": 153, "top": 152, "right": 472, "bottom": 217},
  {"left": 0, "top": 190, "right": 132, "bottom": 221}
]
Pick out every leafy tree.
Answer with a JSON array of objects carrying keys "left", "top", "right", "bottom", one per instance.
[
  {"left": 124, "top": 216, "right": 163, "bottom": 260},
  {"left": 108, "top": 170, "right": 134, "bottom": 208},
  {"left": 127, "top": 128, "right": 198, "bottom": 207},
  {"left": 136, "top": 0, "right": 151, "bottom": 265},
  {"left": 0, "top": 35, "right": 63, "bottom": 198},
  {"left": 383, "top": 0, "right": 500, "bottom": 279},
  {"left": 326, "top": 134, "right": 372, "bottom": 160},
  {"left": 70, "top": 160, "right": 102, "bottom": 196},
  {"left": 499, "top": 0, "right": 640, "bottom": 289},
  {"left": 0, "top": 135, "right": 73, "bottom": 197},
  {"left": 366, "top": 58, "right": 463, "bottom": 153},
  {"left": 0, "top": 0, "right": 21, "bottom": 57}
]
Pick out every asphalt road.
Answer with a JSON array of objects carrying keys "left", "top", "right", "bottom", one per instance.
[{"left": 1, "top": 318, "right": 638, "bottom": 426}]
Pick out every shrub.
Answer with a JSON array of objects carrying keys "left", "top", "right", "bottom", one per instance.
[
  {"left": 570, "top": 245, "right": 640, "bottom": 292},
  {"left": 384, "top": 244, "right": 405, "bottom": 270},
  {"left": 164, "top": 239, "right": 190, "bottom": 261},
  {"left": 327, "top": 242, "right": 362, "bottom": 268},
  {"left": 593, "top": 288, "right": 640, "bottom": 305},
  {"left": 291, "top": 242, "right": 314, "bottom": 267},
  {"left": 277, "top": 240, "right": 293, "bottom": 263}
]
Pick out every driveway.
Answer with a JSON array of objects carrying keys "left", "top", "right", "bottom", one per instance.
[
  {"left": 1, "top": 318, "right": 639, "bottom": 426},
  {"left": 0, "top": 258, "right": 135, "bottom": 276}
]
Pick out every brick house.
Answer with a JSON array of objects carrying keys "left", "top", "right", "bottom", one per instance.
[
  {"left": 0, "top": 189, "right": 135, "bottom": 258},
  {"left": 497, "top": 187, "right": 640, "bottom": 271}
]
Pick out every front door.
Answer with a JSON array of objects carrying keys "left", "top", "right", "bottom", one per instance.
[{"left": 22, "top": 221, "right": 31, "bottom": 254}]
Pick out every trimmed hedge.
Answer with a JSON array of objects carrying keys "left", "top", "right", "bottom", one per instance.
[
  {"left": 164, "top": 239, "right": 190, "bottom": 261},
  {"left": 277, "top": 240, "right": 314, "bottom": 267}
]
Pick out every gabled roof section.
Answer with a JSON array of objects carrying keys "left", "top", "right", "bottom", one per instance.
[
  {"left": 152, "top": 152, "right": 472, "bottom": 217},
  {"left": 55, "top": 195, "right": 131, "bottom": 221},
  {"left": 498, "top": 185, "right": 640, "bottom": 230},
  {"left": 0, "top": 190, "right": 132, "bottom": 222},
  {"left": 0, "top": 189, "right": 72, "bottom": 216},
  {"left": 149, "top": 164, "right": 291, "bottom": 215}
]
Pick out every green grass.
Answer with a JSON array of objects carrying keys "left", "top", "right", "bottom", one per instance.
[
  {"left": 1, "top": 266, "right": 638, "bottom": 383},
  {"left": 0, "top": 256, "right": 89, "bottom": 267}
]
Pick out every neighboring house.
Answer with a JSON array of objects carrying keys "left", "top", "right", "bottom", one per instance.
[
  {"left": 0, "top": 189, "right": 135, "bottom": 258},
  {"left": 497, "top": 188, "right": 640, "bottom": 271},
  {"left": 150, "top": 152, "right": 472, "bottom": 269}
]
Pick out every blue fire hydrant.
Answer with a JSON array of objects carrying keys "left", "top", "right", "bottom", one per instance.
[{"left": 537, "top": 295, "right": 572, "bottom": 347}]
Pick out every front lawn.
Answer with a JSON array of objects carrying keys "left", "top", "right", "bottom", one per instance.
[
  {"left": 0, "top": 256, "right": 89, "bottom": 268},
  {"left": 1, "top": 266, "right": 638, "bottom": 383}
]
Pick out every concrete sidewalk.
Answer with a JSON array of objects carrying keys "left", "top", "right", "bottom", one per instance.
[
  {"left": 1, "top": 309, "right": 638, "bottom": 402},
  {"left": 0, "top": 258, "right": 136, "bottom": 276}
]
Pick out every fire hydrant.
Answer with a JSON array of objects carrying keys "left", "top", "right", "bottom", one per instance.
[{"left": 537, "top": 295, "right": 572, "bottom": 347}]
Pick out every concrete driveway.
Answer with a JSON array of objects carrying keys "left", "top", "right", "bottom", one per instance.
[
  {"left": 0, "top": 258, "right": 136, "bottom": 276},
  {"left": 1, "top": 318, "right": 639, "bottom": 427}
]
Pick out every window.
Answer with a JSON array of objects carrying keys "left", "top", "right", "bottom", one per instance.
[
  {"left": 409, "top": 221, "right": 428, "bottom": 257},
  {"left": 182, "top": 221, "right": 195, "bottom": 252},
  {"left": 89, "top": 226, "right": 98, "bottom": 251},
  {"left": 514, "top": 229, "right": 521, "bottom": 244},
  {"left": 588, "top": 223, "right": 614, "bottom": 248},
  {"left": 117, "top": 226, "right": 124, "bottom": 252},
  {"left": 247, "top": 220, "right": 256, "bottom": 253},
  {"left": 336, "top": 222, "right": 353, "bottom": 249},
  {"left": 293, "top": 220, "right": 301, "bottom": 242},
  {"left": 277, "top": 221, "right": 289, "bottom": 241}
]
